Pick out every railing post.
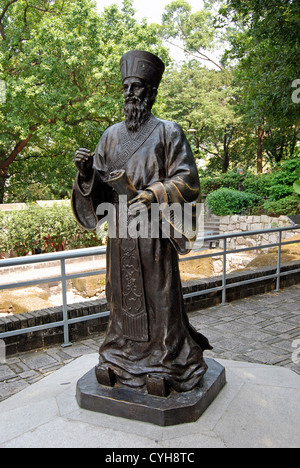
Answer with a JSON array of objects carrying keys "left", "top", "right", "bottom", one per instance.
[
  {"left": 221, "top": 237, "right": 227, "bottom": 305},
  {"left": 60, "top": 258, "right": 72, "bottom": 347},
  {"left": 275, "top": 230, "right": 282, "bottom": 292}
]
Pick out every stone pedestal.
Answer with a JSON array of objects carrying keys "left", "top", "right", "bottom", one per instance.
[{"left": 76, "top": 358, "right": 226, "bottom": 426}]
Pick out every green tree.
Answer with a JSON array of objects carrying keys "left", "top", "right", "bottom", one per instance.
[
  {"left": 220, "top": 0, "right": 300, "bottom": 172},
  {"left": 160, "top": 0, "right": 224, "bottom": 70},
  {"left": 160, "top": 60, "right": 239, "bottom": 172},
  {"left": 0, "top": 0, "right": 169, "bottom": 203}
]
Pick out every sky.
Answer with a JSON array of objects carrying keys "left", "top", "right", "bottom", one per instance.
[
  {"left": 96, "top": 0, "right": 204, "bottom": 24},
  {"left": 95, "top": 0, "right": 222, "bottom": 67},
  {"left": 95, "top": 0, "right": 206, "bottom": 63}
]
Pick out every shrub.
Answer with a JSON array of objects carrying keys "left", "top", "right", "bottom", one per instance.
[
  {"left": 266, "top": 158, "right": 300, "bottom": 201},
  {"left": 0, "top": 204, "right": 106, "bottom": 257},
  {"left": 200, "top": 171, "right": 245, "bottom": 198},
  {"left": 242, "top": 173, "right": 273, "bottom": 199},
  {"left": 263, "top": 194, "right": 300, "bottom": 217},
  {"left": 206, "top": 188, "right": 260, "bottom": 216},
  {"left": 200, "top": 177, "right": 222, "bottom": 197}
]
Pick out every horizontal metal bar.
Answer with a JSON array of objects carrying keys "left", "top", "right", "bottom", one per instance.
[
  {"left": 65, "top": 269, "right": 106, "bottom": 281},
  {"left": 0, "top": 310, "right": 111, "bottom": 340},
  {"left": 181, "top": 238, "right": 300, "bottom": 263},
  {"left": 1, "top": 227, "right": 298, "bottom": 269},
  {"left": 0, "top": 246, "right": 107, "bottom": 268},
  {"left": 1, "top": 225, "right": 298, "bottom": 269},
  {"left": 183, "top": 286, "right": 223, "bottom": 299},
  {"left": 0, "top": 320, "right": 65, "bottom": 339},
  {"left": 196, "top": 224, "right": 300, "bottom": 242},
  {"left": 67, "top": 311, "right": 110, "bottom": 325},
  {"left": 226, "top": 243, "right": 281, "bottom": 255},
  {"left": 0, "top": 275, "right": 63, "bottom": 290},
  {"left": 280, "top": 240, "right": 300, "bottom": 247},
  {"left": 179, "top": 251, "right": 226, "bottom": 262},
  {"left": 0, "top": 269, "right": 106, "bottom": 291},
  {"left": 183, "top": 243, "right": 281, "bottom": 263},
  {"left": 280, "top": 267, "right": 300, "bottom": 276},
  {"left": 225, "top": 273, "right": 278, "bottom": 289}
]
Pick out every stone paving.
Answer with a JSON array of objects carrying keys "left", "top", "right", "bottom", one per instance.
[{"left": 0, "top": 284, "right": 299, "bottom": 403}]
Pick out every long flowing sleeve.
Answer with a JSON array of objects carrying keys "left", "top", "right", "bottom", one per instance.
[
  {"left": 71, "top": 169, "right": 105, "bottom": 231},
  {"left": 147, "top": 122, "right": 200, "bottom": 254}
]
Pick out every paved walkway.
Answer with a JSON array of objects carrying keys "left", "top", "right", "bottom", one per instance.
[
  {"left": 0, "top": 284, "right": 299, "bottom": 403},
  {"left": 0, "top": 285, "right": 299, "bottom": 448}
]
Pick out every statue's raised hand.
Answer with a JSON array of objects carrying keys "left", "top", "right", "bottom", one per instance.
[{"left": 75, "top": 148, "right": 94, "bottom": 179}]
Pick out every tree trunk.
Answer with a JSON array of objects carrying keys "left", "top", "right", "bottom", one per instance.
[
  {"left": 222, "top": 149, "right": 229, "bottom": 173},
  {"left": 257, "top": 126, "right": 264, "bottom": 174},
  {"left": 222, "top": 125, "right": 233, "bottom": 173},
  {"left": 0, "top": 168, "right": 8, "bottom": 204}
]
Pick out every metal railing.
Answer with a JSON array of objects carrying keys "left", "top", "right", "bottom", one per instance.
[{"left": 0, "top": 224, "right": 299, "bottom": 347}]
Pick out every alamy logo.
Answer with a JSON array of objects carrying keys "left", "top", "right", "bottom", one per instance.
[
  {"left": 292, "top": 79, "right": 300, "bottom": 104},
  {"left": 0, "top": 80, "right": 6, "bottom": 104},
  {"left": 96, "top": 198, "right": 205, "bottom": 248},
  {"left": 292, "top": 339, "right": 300, "bottom": 365}
]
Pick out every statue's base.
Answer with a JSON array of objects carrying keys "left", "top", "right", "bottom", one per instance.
[{"left": 76, "top": 359, "right": 226, "bottom": 427}]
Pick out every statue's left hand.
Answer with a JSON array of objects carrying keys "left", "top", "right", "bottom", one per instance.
[{"left": 128, "top": 190, "right": 156, "bottom": 213}]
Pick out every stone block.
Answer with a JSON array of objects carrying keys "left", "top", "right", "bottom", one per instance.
[
  {"left": 220, "top": 216, "right": 230, "bottom": 225},
  {"left": 72, "top": 275, "right": 106, "bottom": 298},
  {"left": 261, "top": 215, "right": 271, "bottom": 224}
]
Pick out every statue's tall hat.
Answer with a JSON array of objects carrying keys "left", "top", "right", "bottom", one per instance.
[{"left": 120, "top": 50, "right": 165, "bottom": 88}]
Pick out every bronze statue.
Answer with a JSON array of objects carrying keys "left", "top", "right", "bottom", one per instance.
[{"left": 72, "top": 50, "right": 212, "bottom": 397}]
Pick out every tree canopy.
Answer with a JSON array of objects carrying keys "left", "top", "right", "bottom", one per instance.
[
  {"left": 0, "top": 0, "right": 299, "bottom": 203},
  {"left": 220, "top": 0, "right": 300, "bottom": 171},
  {"left": 0, "top": 0, "right": 168, "bottom": 202}
]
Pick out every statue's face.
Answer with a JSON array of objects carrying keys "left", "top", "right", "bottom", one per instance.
[{"left": 123, "top": 77, "right": 148, "bottom": 103}]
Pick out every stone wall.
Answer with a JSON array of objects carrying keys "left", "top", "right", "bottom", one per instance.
[{"left": 219, "top": 215, "right": 298, "bottom": 250}]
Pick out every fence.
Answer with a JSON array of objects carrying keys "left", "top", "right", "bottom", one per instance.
[{"left": 0, "top": 225, "right": 299, "bottom": 347}]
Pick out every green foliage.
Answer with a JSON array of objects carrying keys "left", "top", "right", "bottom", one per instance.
[
  {"left": 220, "top": 0, "right": 300, "bottom": 165},
  {"left": 160, "top": 0, "right": 219, "bottom": 66},
  {"left": 294, "top": 180, "right": 300, "bottom": 195},
  {"left": 200, "top": 171, "right": 244, "bottom": 197},
  {"left": 202, "top": 157, "right": 300, "bottom": 217},
  {"left": 200, "top": 169, "right": 274, "bottom": 199},
  {"left": 206, "top": 187, "right": 260, "bottom": 216},
  {"left": 0, "top": 0, "right": 298, "bottom": 206},
  {"left": 5, "top": 151, "right": 77, "bottom": 202},
  {"left": 266, "top": 158, "right": 300, "bottom": 201},
  {"left": 0, "top": 0, "right": 169, "bottom": 202},
  {"left": 241, "top": 173, "right": 273, "bottom": 199},
  {"left": 160, "top": 60, "right": 239, "bottom": 171},
  {"left": 263, "top": 195, "right": 300, "bottom": 217},
  {"left": 0, "top": 204, "right": 105, "bottom": 257}
]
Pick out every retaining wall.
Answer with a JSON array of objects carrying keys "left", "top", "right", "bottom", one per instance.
[{"left": 219, "top": 215, "right": 298, "bottom": 250}]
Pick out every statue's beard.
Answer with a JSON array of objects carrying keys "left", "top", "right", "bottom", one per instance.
[{"left": 124, "top": 96, "right": 152, "bottom": 132}]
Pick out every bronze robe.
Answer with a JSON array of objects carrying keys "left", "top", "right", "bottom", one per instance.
[{"left": 72, "top": 114, "right": 211, "bottom": 393}]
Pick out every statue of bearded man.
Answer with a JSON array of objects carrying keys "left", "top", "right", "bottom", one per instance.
[{"left": 72, "top": 50, "right": 212, "bottom": 397}]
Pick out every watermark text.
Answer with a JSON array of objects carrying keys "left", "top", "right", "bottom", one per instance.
[
  {"left": 96, "top": 198, "right": 204, "bottom": 250},
  {"left": 292, "top": 339, "right": 300, "bottom": 365},
  {"left": 292, "top": 79, "right": 300, "bottom": 104}
]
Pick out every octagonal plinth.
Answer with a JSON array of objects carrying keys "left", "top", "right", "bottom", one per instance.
[{"left": 76, "top": 359, "right": 226, "bottom": 427}]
